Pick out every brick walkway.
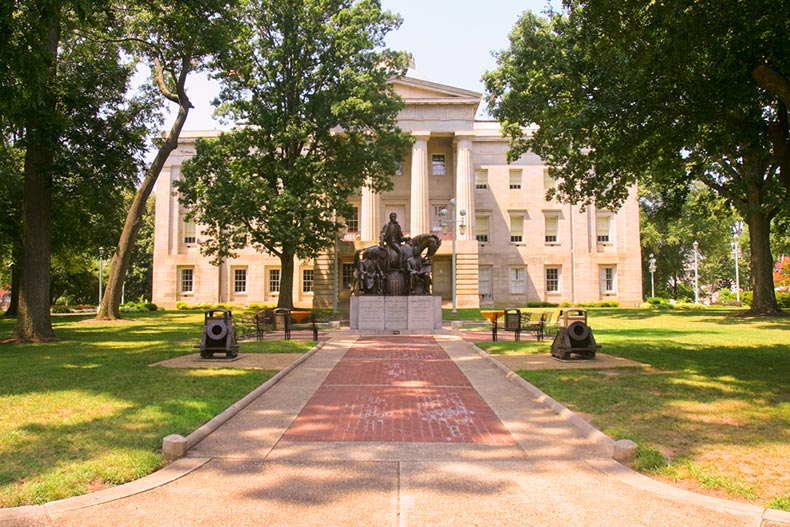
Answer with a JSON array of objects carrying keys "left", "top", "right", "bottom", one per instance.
[{"left": 282, "top": 336, "right": 515, "bottom": 444}]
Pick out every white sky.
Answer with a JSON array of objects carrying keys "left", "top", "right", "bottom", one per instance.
[{"left": 179, "top": 0, "right": 556, "bottom": 131}]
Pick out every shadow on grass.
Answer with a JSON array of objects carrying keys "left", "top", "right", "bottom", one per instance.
[{"left": 0, "top": 312, "right": 282, "bottom": 506}]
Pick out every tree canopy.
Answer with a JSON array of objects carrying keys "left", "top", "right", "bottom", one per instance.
[
  {"left": 2, "top": 1, "right": 153, "bottom": 338},
  {"left": 485, "top": 0, "right": 790, "bottom": 314},
  {"left": 177, "top": 0, "right": 413, "bottom": 308},
  {"left": 96, "top": 0, "right": 238, "bottom": 320}
]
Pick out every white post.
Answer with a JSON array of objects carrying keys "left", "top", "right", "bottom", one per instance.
[{"left": 693, "top": 241, "right": 699, "bottom": 303}]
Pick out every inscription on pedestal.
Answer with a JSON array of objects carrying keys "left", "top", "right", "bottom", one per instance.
[
  {"left": 384, "top": 297, "right": 408, "bottom": 330},
  {"left": 357, "top": 297, "right": 385, "bottom": 330},
  {"left": 351, "top": 295, "right": 443, "bottom": 331},
  {"left": 408, "top": 296, "right": 435, "bottom": 330}
]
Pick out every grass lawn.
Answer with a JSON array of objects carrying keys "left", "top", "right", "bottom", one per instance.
[
  {"left": 478, "top": 307, "right": 790, "bottom": 511},
  {"left": 0, "top": 311, "right": 314, "bottom": 507}
]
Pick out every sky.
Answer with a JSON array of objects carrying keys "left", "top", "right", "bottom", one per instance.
[{"left": 180, "top": 0, "right": 556, "bottom": 131}]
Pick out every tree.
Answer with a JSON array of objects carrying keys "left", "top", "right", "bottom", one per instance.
[
  {"left": 2, "top": 2, "right": 152, "bottom": 340},
  {"left": 485, "top": 0, "right": 790, "bottom": 314},
  {"left": 96, "top": 0, "right": 238, "bottom": 320},
  {"left": 177, "top": 0, "right": 412, "bottom": 309},
  {"left": 641, "top": 183, "right": 742, "bottom": 301}
]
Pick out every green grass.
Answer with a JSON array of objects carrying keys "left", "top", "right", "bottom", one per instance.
[
  {"left": 0, "top": 311, "right": 314, "bottom": 507},
  {"left": 480, "top": 308, "right": 790, "bottom": 510}
]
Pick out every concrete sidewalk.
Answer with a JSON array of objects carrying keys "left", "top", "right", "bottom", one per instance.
[{"left": 1, "top": 334, "right": 787, "bottom": 527}]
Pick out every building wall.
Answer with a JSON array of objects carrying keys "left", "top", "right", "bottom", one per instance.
[{"left": 151, "top": 78, "right": 643, "bottom": 310}]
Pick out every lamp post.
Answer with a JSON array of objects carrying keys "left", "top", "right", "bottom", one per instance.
[
  {"left": 648, "top": 253, "right": 656, "bottom": 299},
  {"left": 98, "top": 247, "right": 105, "bottom": 307},
  {"left": 439, "top": 198, "right": 467, "bottom": 315},
  {"left": 692, "top": 240, "right": 699, "bottom": 303},
  {"left": 332, "top": 224, "right": 347, "bottom": 314}
]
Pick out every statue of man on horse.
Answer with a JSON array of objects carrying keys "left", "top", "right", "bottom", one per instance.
[{"left": 352, "top": 212, "right": 441, "bottom": 296}]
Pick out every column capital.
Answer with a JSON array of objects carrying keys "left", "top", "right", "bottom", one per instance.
[
  {"left": 411, "top": 131, "right": 432, "bottom": 141},
  {"left": 453, "top": 131, "right": 476, "bottom": 145}
]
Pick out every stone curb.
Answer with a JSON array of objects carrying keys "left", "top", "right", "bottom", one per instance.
[
  {"left": 470, "top": 345, "right": 617, "bottom": 457},
  {"left": 183, "top": 341, "right": 325, "bottom": 447},
  {"left": 0, "top": 458, "right": 211, "bottom": 523},
  {"left": 0, "top": 341, "right": 325, "bottom": 523},
  {"left": 472, "top": 345, "right": 790, "bottom": 527}
]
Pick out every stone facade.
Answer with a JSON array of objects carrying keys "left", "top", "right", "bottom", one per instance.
[{"left": 152, "top": 77, "right": 643, "bottom": 310}]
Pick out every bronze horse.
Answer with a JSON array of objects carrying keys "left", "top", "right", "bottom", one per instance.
[{"left": 352, "top": 233, "right": 441, "bottom": 296}]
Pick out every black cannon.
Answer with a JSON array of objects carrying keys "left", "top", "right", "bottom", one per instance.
[
  {"left": 199, "top": 308, "right": 239, "bottom": 359},
  {"left": 550, "top": 320, "right": 600, "bottom": 360}
]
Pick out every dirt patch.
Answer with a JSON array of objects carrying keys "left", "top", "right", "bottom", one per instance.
[
  {"left": 151, "top": 352, "right": 305, "bottom": 370},
  {"left": 491, "top": 352, "right": 647, "bottom": 371}
]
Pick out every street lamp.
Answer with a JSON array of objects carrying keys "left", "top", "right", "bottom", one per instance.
[
  {"left": 98, "top": 247, "right": 105, "bottom": 308},
  {"left": 439, "top": 198, "right": 467, "bottom": 315},
  {"left": 731, "top": 221, "right": 743, "bottom": 302},
  {"left": 333, "top": 223, "right": 347, "bottom": 314},
  {"left": 648, "top": 253, "right": 656, "bottom": 299},
  {"left": 692, "top": 240, "right": 699, "bottom": 303}
]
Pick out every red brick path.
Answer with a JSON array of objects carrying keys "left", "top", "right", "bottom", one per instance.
[{"left": 282, "top": 336, "right": 515, "bottom": 444}]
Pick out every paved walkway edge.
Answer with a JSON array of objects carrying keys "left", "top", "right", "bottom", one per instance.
[
  {"left": 472, "top": 345, "right": 790, "bottom": 526},
  {"left": 184, "top": 341, "right": 325, "bottom": 450},
  {"left": 471, "top": 346, "right": 616, "bottom": 456},
  {"left": 0, "top": 458, "right": 211, "bottom": 523},
  {"left": 0, "top": 341, "right": 326, "bottom": 524}
]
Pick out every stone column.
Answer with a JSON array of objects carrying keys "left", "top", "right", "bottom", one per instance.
[
  {"left": 455, "top": 134, "right": 475, "bottom": 241},
  {"left": 410, "top": 132, "right": 431, "bottom": 235},
  {"left": 360, "top": 183, "right": 380, "bottom": 242}
]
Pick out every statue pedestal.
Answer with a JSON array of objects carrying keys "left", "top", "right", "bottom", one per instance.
[{"left": 350, "top": 296, "right": 443, "bottom": 332}]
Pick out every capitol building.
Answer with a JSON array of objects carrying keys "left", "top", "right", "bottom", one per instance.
[{"left": 152, "top": 77, "right": 643, "bottom": 310}]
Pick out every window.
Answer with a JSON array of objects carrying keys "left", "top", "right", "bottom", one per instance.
[
  {"left": 183, "top": 218, "right": 196, "bottom": 244},
  {"left": 544, "top": 213, "right": 559, "bottom": 244},
  {"left": 234, "top": 268, "right": 247, "bottom": 294},
  {"left": 431, "top": 154, "right": 446, "bottom": 176},
  {"left": 509, "top": 169, "right": 522, "bottom": 189},
  {"left": 510, "top": 267, "right": 526, "bottom": 294},
  {"left": 268, "top": 268, "right": 281, "bottom": 294},
  {"left": 179, "top": 268, "right": 194, "bottom": 294},
  {"left": 476, "top": 216, "right": 489, "bottom": 243},
  {"left": 302, "top": 269, "right": 314, "bottom": 293},
  {"left": 475, "top": 168, "right": 488, "bottom": 189},
  {"left": 510, "top": 215, "right": 524, "bottom": 243},
  {"left": 345, "top": 206, "right": 359, "bottom": 233},
  {"left": 543, "top": 168, "right": 556, "bottom": 190},
  {"left": 342, "top": 263, "right": 355, "bottom": 290},
  {"left": 546, "top": 267, "right": 560, "bottom": 293},
  {"left": 600, "top": 266, "right": 617, "bottom": 293},
  {"left": 597, "top": 213, "right": 612, "bottom": 243}
]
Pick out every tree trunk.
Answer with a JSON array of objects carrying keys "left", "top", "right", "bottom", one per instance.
[
  {"left": 96, "top": 60, "right": 192, "bottom": 320},
  {"left": 14, "top": 10, "right": 60, "bottom": 341},
  {"left": 745, "top": 209, "right": 780, "bottom": 314},
  {"left": 277, "top": 251, "right": 296, "bottom": 309}
]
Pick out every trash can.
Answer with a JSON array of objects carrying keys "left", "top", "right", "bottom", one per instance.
[{"left": 559, "top": 307, "right": 587, "bottom": 327}]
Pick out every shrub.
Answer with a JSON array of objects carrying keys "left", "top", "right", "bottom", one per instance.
[
  {"left": 740, "top": 291, "right": 753, "bottom": 306},
  {"left": 525, "top": 301, "right": 560, "bottom": 308},
  {"left": 120, "top": 301, "right": 159, "bottom": 313},
  {"left": 777, "top": 292, "right": 790, "bottom": 309},
  {"left": 646, "top": 297, "right": 669, "bottom": 305},
  {"left": 576, "top": 301, "right": 619, "bottom": 308},
  {"left": 176, "top": 302, "right": 238, "bottom": 311}
]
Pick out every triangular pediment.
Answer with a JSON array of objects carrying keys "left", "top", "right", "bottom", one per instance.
[{"left": 392, "top": 77, "right": 481, "bottom": 105}]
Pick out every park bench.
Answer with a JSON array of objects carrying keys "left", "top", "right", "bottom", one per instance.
[{"left": 503, "top": 309, "right": 548, "bottom": 341}]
